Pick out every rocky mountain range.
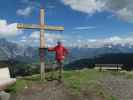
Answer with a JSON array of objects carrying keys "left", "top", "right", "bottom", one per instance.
[
  {"left": 68, "top": 44, "right": 133, "bottom": 62},
  {"left": 1, "top": 38, "right": 133, "bottom": 62},
  {"left": 0, "top": 38, "right": 38, "bottom": 62}
]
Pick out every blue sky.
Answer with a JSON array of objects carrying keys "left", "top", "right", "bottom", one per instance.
[{"left": 0, "top": 0, "right": 133, "bottom": 48}]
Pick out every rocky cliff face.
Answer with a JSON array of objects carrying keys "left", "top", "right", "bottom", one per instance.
[{"left": 0, "top": 38, "right": 38, "bottom": 61}]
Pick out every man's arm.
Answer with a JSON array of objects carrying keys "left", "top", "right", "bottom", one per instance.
[
  {"left": 48, "top": 47, "right": 56, "bottom": 52},
  {"left": 63, "top": 47, "right": 69, "bottom": 56}
]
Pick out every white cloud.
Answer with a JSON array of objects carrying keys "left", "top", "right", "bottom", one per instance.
[
  {"left": 20, "top": 31, "right": 64, "bottom": 46},
  {"left": 72, "top": 36, "right": 133, "bottom": 48},
  {"left": 17, "top": 6, "right": 34, "bottom": 16},
  {"left": 74, "top": 26, "right": 96, "bottom": 30},
  {"left": 88, "top": 39, "right": 97, "bottom": 42},
  {"left": 61, "top": 0, "right": 133, "bottom": 22},
  {"left": 29, "top": 31, "right": 39, "bottom": 39},
  {"left": 115, "top": 8, "right": 133, "bottom": 22},
  {"left": 19, "top": 32, "right": 133, "bottom": 48},
  {"left": 62, "top": 0, "right": 105, "bottom": 15},
  {"left": 46, "top": 33, "right": 63, "bottom": 41},
  {"left": 0, "top": 19, "right": 22, "bottom": 37},
  {"left": 17, "top": 0, "right": 40, "bottom": 16}
]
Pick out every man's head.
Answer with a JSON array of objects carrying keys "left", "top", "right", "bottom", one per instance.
[{"left": 57, "top": 41, "right": 62, "bottom": 46}]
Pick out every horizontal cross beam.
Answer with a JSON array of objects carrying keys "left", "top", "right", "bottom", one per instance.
[
  {"left": 17, "top": 24, "right": 39, "bottom": 29},
  {"left": 17, "top": 24, "right": 64, "bottom": 31},
  {"left": 45, "top": 25, "right": 64, "bottom": 31}
]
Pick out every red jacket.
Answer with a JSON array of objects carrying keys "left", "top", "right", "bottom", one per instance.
[{"left": 48, "top": 44, "right": 68, "bottom": 62}]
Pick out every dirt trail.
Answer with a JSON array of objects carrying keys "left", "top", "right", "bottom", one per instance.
[
  {"left": 9, "top": 80, "right": 105, "bottom": 100},
  {"left": 10, "top": 81, "right": 80, "bottom": 100}
]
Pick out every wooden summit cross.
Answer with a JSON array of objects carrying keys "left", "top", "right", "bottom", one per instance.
[{"left": 17, "top": 9, "right": 64, "bottom": 80}]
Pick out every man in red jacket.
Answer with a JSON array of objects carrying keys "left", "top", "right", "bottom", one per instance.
[{"left": 48, "top": 41, "right": 68, "bottom": 81}]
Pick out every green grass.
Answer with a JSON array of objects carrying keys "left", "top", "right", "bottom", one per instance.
[
  {"left": 63, "top": 69, "right": 116, "bottom": 99},
  {"left": 63, "top": 69, "right": 107, "bottom": 90},
  {"left": 6, "top": 74, "right": 44, "bottom": 93},
  {"left": 111, "top": 96, "right": 117, "bottom": 100},
  {"left": 6, "top": 79, "right": 27, "bottom": 93},
  {"left": 109, "top": 70, "right": 133, "bottom": 79}
]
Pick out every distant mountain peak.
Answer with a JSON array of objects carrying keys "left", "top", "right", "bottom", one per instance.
[{"left": 0, "top": 38, "right": 38, "bottom": 61}]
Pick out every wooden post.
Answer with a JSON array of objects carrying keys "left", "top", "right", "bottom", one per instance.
[
  {"left": 40, "top": 9, "right": 45, "bottom": 80},
  {"left": 99, "top": 64, "right": 102, "bottom": 72}
]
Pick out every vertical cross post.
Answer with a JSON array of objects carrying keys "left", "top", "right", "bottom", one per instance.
[{"left": 40, "top": 9, "right": 45, "bottom": 80}]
